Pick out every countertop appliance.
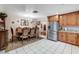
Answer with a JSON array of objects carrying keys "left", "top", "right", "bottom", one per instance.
[{"left": 48, "top": 22, "right": 60, "bottom": 41}]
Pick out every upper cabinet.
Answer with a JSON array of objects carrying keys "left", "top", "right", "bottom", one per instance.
[
  {"left": 48, "top": 15, "right": 59, "bottom": 24},
  {"left": 48, "top": 11, "right": 79, "bottom": 26},
  {"left": 67, "top": 13, "right": 77, "bottom": 26},
  {"left": 59, "top": 11, "right": 78, "bottom": 26},
  {"left": 59, "top": 14, "right": 68, "bottom": 26},
  {"left": 76, "top": 12, "right": 79, "bottom": 26}
]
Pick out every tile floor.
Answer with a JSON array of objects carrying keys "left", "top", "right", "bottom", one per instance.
[
  {"left": 5, "top": 39, "right": 79, "bottom": 54},
  {"left": 5, "top": 37, "right": 42, "bottom": 51}
]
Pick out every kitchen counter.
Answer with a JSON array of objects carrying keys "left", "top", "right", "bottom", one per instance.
[{"left": 59, "top": 30, "right": 79, "bottom": 33}]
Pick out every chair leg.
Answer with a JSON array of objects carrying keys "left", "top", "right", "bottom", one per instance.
[
  {"left": 11, "top": 35, "right": 13, "bottom": 42},
  {"left": 22, "top": 38, "right": 24, "bottom": 45}
]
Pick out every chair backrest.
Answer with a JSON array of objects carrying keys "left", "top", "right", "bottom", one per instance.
[
  {"left": 16, "top": 27, "right": 22, "bottom": 33},
  {"left": 11, "top": 27, "right": 13, "bottom": 35},
  {"left": 30, "top": 28, "right": 35, "bottom": 35},
  {"left": 22, "top": 27, "right": 29, "bottom": 35}
]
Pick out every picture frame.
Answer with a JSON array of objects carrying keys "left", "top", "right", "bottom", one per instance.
[{"left": 20, "top": 19, "right": 29, "bottom": 26}]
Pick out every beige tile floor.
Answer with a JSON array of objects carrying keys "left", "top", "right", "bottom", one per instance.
[{"left": 5, "top": 39, "right": 79, "bottom": 54}]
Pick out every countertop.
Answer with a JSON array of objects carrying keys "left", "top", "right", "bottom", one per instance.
[
  {"left": 0, "top": 30, "right": 8, "bottom": 32},
  {"left": 59, "top": 30, "right": 79, "bottom": 33}
]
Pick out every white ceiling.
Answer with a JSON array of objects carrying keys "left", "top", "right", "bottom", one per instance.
[{"left": 2, "top": 4, "right": 79, "bottom": 18}]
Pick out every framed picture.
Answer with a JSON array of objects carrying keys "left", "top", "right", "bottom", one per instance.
[
  {"left": 20, "top": 19, "right": 29, "bottom": 26},
  {"left": 36, "top": 21, "right": 40, "bottom": 25}
]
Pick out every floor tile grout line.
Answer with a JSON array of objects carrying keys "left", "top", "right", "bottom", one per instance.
[
  {"left": 61, "top": 43, "right": 66, "bottom": 54},
  {"left": 71, "top": 45, "right": 72, "bottom": 54},
  {"left": 53, "top": 42, "right": 63, "bottom": 54}
]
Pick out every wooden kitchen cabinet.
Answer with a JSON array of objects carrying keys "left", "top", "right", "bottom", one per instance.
[
  {"left": 48, "top": 16, "right": 54, "bottom": 23},
  {"left": 76, "top": 34, "right": 79, "bottom": 45},
  {"left": 62, "top": 15, "right": 67, "bottom": 26},
  {"left": 59, "top": 14, "right": 68, "bottom": 26},
  {"left": 59, "top": 15, "right": 64, "bottom": 26},
  {"left": 67, "top": 13, "right": 77, "bottom": 26},
  {"left": 76, "top": 12, "right": 79, "bottom": 26},
  {"left": 48, "top": 15, "right": 59, "bottom": 23},
  {"left": 59, "top": 32, "right": 79, "bottom": 45},
  {"left": 59, "top": 11, "right": 78, "bottom": 26},
  {"left": 58, "top": 32, "right": 67, "bottom": 42},
  {"left": 66, "top": 32, "right": 77, "bottom": 45},
  {"left": 67, "top": 13, "right": 72, "bottom": 26}
]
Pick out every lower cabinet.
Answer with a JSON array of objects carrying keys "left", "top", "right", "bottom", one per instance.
[
  {"left": 58, "top": 32, "right": 67, "bottom": 42},
  {"left": 59, "top": 32, "right": 79, "bottom": 46},
  {"left": 77, "top": 34, "right": 79, "bottom": 45},
  {"left": 66, "top": 33, "right": 77, "bottom": 45}
]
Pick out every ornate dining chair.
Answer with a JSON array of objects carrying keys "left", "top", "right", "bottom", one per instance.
[
  {"left": 29, "top": 27, "right": 36, "bottom": 38},
  {"left": 11, "top": 27, "right": 14, "bottom": 42},
  {"left": 35, "top": 26, "right": 39, "bottom": 38},
  {"left": 20, "top": 27, "right": 29, "bottom": 41},
  {"left": 16, "top": 27, "right": 23, "bottom": 40}
]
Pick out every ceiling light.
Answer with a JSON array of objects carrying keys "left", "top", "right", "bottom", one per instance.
[{"left": 33, "top": 10, "right": 38, "bottom": 13}]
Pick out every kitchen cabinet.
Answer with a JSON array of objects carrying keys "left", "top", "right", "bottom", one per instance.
[
  {"left": 48, "top": 16, "right": 54, "bottom": 23},
  {"left": 59, "top": 15, "right": 64, "bottom": 26},
  {"left": 58, "top": 32, "right": 67, "bottom": 42},
  {"left": 76, "top": 12, "right": 79, "bottom": 26},
  {"left": 59, "top": 14, "right": 68, "bottom": 26},
  {"left": 76, "top": 34, "right": 79, "bottom": 45},
  {"left": 66, "top": 32, "right": 77, "bottom": 45},
  {"left": 59, "top": 12, "right": 78, "bottom": 26},
  {"left": 67, "top": 13, "right": 77, "bottom": 26},
  {"left": 48, "top": 15, "right": 59, "bottom": 23},
  {"left": 59, "top": 32, "right": 79, "bottom": 46},
  {"left": 48, "top": 11, "right": 79, "bottom": 26}
]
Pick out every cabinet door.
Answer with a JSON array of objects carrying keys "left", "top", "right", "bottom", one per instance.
[
  {"left": 63, "top": 15, "right": 68, "bottom": 26},
  {"left": 76, "top": 34, "right": 79, "bottom": 45},
  {"left": 48, "top": 16, "right": 54, "bottom": 23},
  {"left": 67, "top": 13, "right": 77, "bottom": 26},
  {"left": 59, "top": 32, "right": 67, "bottom": 42},
  {"left": 67, "top": 13, "right": 72, "bottom": 26},
  {"left": 76, "top": 12, "right": 79, "bottom": 26},
  {"left": 59, "top": 15, "right": 67, "bottom": 26},
  {"left": 67, "top": 33, "right": 77, "bottom": 44},
  {"left": 59, "top": 15, "right": 64, "bottom": 26}
]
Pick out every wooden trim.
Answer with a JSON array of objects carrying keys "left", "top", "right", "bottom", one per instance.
[{"left": 48, "top": 10, "right": 79, "bottom": 17}]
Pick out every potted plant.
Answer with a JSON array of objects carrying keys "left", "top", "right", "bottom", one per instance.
[{"left": 0, "top": 12, "right": 7, "bottom": 20}]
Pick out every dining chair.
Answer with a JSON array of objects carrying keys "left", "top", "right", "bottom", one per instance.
[
  {"left": 16, "top": 27, "right": 23, "bottom": 41},
  {"left": 20, "top": 27, "right": 29, "bottom": 44},
  {"left": 35, "top": 26, "right": 39, "bottom": 39},
  {"left": 29, "top": 27, "right": 36, "bottom": 38},
  {"left": 11, "top": 27, "right": 14, "bottom": 42}
]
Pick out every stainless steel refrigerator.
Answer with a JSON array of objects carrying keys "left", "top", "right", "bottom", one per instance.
[{"left": 48, "top": 22, "right": 60, "bottom": 41}]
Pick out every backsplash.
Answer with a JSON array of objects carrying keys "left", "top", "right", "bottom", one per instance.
[{"left": 63, "top": 26, "right": 79, "bottom": 31}]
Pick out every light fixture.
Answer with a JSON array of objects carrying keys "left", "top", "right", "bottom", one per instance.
[{"left": 32, "top": 10, "right": 38, "bottom": 13}]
